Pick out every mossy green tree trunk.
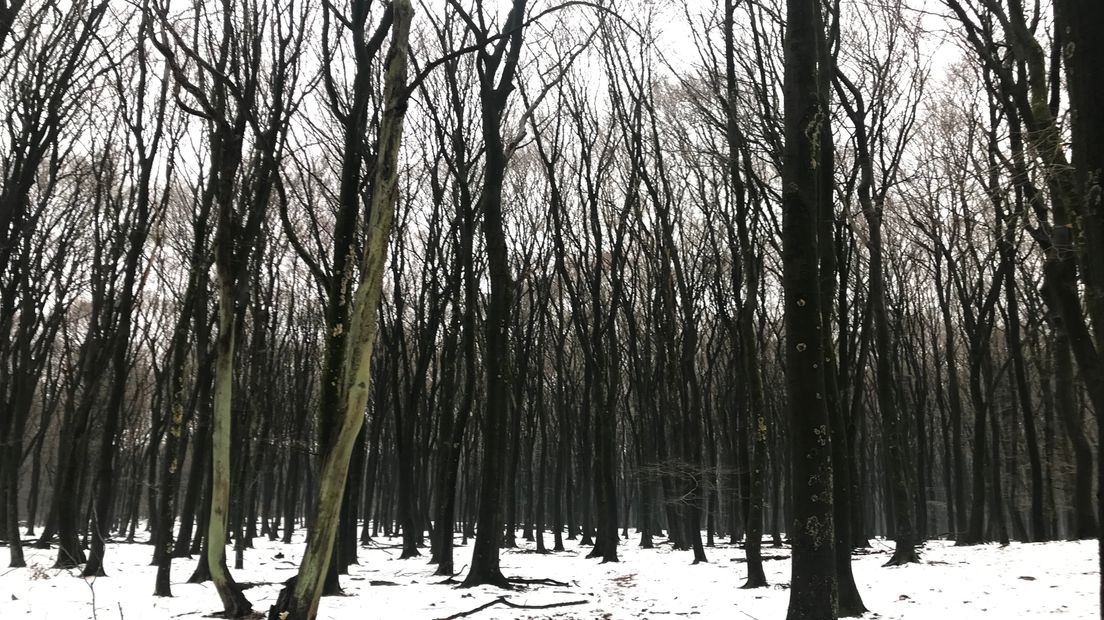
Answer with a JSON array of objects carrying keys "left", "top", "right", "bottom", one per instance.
[
  {"left": 150, "top": 0, "right": 295, "bottom": 612},
  {"left": 278, "top": 4, "right": 413, "bottom": 618},
  {"left": 208, "top": 280, "right": 253, "bottom": 616}
]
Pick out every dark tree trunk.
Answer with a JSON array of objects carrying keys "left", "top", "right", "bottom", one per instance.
[
  {"left": 1052, "top": 330, "right": 1097, "bottom": 538},
  {"left": 782, "top": 0, "right": 839, "bottom": 615},
  {"left": 460, "top": 1, "right": 528, "bottom": 589}
]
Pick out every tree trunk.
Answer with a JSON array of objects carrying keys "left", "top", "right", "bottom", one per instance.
[
  {"left": 280, "top": 6, "right": 412, "bottom": 616},
  {"left": 782, "top": 0, "right": 839, "bottom": 615}
]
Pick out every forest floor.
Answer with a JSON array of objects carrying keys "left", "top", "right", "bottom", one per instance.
[{"left": 0, "top": 530, "right": 1095, "bottom": 619}]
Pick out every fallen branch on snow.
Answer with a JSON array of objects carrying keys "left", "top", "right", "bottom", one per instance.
[
  {"left": 730, "top": 555, "right": 788, "bottom": 563},
  {"left": 507, "top": 576, "right": 571, "bottom": 587},
  {"left": 435, "top": 596, "right": 588, "bottom": 620}
]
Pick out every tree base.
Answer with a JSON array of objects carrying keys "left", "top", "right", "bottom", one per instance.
[
  {"left": 883, "top": 542, "right": 921, "bottom": 567},
  {"left": 460, "top": 568, "right": 512, "bottom": 589},
  {"left": 836, "top": 573, "right": 867, "bottom": 617},
  {"left": 53, "top": 557, "right": 82, "bottom": 570},
  {"left": 213, "top": 593, "right": 253, "bottom": 618},
  {"left": 838, "top": 597, "right": 868, "bottom": 618},
  {"left": 81, "top": 563, "right": 107, "bottom": 578},
  {"left": 741, "top": 562, "right": 767, "bottom": 589},
  {"left": 740, "top": 575, "right": 768, "bottom": 589},
  {"left": 321, "top": 565, "right": 343, "bottom": 597},
  {"left": 586, "top": 537, "right": 619, "bottom": 562},
  {"left": 267, "top": 577, "right": 296, "bottom": 620},
  {"left": 188, "top": 559, "right": 211, "bottom": 583}
]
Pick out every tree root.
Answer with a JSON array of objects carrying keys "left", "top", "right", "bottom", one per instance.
[
  {"left": 434, "top": 564, "right": 468, "bottom": 584},
  {"left": 883, "top": 549, "right": 921, "bottom": 567},
  {"left": 435, "top": 596, "right": 588, "bottom": 620}
]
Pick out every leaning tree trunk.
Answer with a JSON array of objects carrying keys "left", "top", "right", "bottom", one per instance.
[{"left": 278, "top": 6, "right": 413, "bottom": 617}]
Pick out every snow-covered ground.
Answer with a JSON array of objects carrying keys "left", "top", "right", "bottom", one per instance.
[{"left": 0, "top": 531, "right": 1096, "bottom": 619}]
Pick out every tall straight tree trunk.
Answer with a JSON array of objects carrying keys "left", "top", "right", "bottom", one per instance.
[
  {"left": 816, "top": 13, "right": 868, "bottom": 614},
  {"left": 782, "top": 0, "right": 839, "bottom": 616},
  {"left": 176, "top": 347, "right": 214, "bottom": 559},
  {"left": 1051, "top": 328, "right": 1097, "bottom": 538},
  {"left": 1052, "top": 0, "right": 1104, "bottom": 609},
  {"left": 88, "top": 63, "right": 165, "bottom": 573},
  {"left": 1001, "top": 232, "right": 1045, "bottom": 542},
  {"left": 835, "top": 61, "right": 918, "bottom": 569},
  {"left": 723, "top": 0, "right": 767, "bottom": 582},
  {"left": 431, "top": 293, "right": 475, "bottom": 575},
  {"left": 935, "top": 259, "right": 968, "bottom": 539},
  {"left": 460, "top": 79, "right": 515, "bottom": 587},
  {"left": 867, "top": 171, "right": 918, "bottom": 568},
  {"left": 963, "top": 350, "right": 991, "bottom": 545},
  {"left": 459, "top": 0, "right": 529, "bottom": 589}
]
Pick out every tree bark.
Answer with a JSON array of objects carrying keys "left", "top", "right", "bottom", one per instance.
[{"left": 782, "top": 0, "right": 839, "bottom": 616}]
